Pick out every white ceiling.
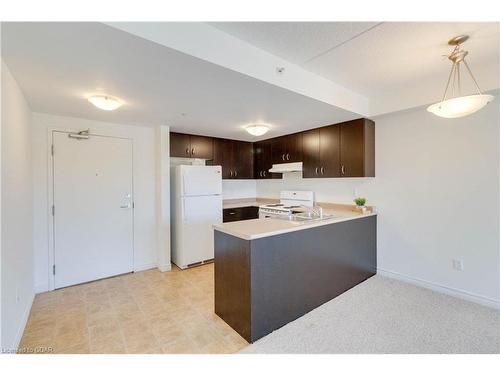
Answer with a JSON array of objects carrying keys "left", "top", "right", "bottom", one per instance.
[
  {"left": 1, "top": 22, "right": 359, "bottom": 141},
  {"left": 2, "top": 22, "right": 499, "bottom": 140},
  {"left": 210, "top": 22, "right": 500, "bottom": 114}
]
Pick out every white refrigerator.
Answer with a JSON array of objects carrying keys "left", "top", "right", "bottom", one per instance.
[{"left": 171, "top": 165, "right": 222, "bottom": 269}]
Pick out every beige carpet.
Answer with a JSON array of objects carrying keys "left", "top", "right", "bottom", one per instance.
[{"left": 240, "top": 276, "right": 500, "bottom": 354}]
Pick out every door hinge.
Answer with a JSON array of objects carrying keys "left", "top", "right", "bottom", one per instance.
[
  {"left": 51, "top": 205, "right": 55, "bottom": 216},
  {"left": 52, "top": 265, "right": 56, "bottom": 275},
  {"left": 51, "top": 144, "right": 54, "bottom": 156}
]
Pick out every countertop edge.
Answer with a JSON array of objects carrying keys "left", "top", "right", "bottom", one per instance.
[{"left": 213, "top": 213, "right": 377, "bottom": 241}]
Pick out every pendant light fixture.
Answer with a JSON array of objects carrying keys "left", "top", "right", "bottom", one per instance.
[{"left": 427, "top": 35, "right": 494, "bottom": 118}]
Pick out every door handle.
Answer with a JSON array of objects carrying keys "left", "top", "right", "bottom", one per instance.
[{"left": 120, "top": 204, "right": 131, "bottom": 209}]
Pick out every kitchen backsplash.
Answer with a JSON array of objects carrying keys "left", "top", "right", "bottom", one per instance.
[{"left": 256, "top": 172, "right": 373, "bottom": 204}]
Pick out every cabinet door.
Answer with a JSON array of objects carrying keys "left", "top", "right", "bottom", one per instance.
[
  {"left": 302, "top": 129, "right": 320, "bottom": 178},
  {"left": 233, "top": 141, "right": 254, "bottom": 179},
  {"left": 339, "top": 120, "right": 365, "bottom": 177},
  {"left": 319, "top": 125, "right": 341, "bottom": 178},
  {"left": 190, "top": 135, "right": 213, "bottom": 160},
  {"left": 271, "top": 136, "right": 286, "bottom": 164},
  {"left": 253, "top": 142, "right": 265, "bottom": 179},
  {"left": 284, "top": 133, "right": 303, "bottom": 162},
  {"left": 170, "top": 132, "right": 191, "bottom": 158},
  {"left": 213, "top": 138, "right": 234, "bottom": 179}
]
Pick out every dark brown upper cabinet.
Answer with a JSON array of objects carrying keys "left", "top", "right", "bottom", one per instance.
[
  {"left": 170, "top": 118, "right": 374, "bottom": 180},
  {"left": 254, "top": 140, "right": 282, "bottom": 179},
  {"left": 170, "top": 132, "right": 213, "bottom": 159},
  {"left": 302, "top": 126, "right": 340, "bottom": 178},
  {"left": 271, "top": 133, "right": 303, "bottom": 164},
  {"left": 170, "top": 132, "right": 191, "bottom": 158},
  {"left": 212, "top": 138, "right": 253, "bottom": 179},
  {"left": 339, "top": 119, "right": 375, "bottom": 177},
  {"left": 302, "top": 129, "right": 320, "bottom": 178},
  {"left": 302, "top": 118, "right": 374, "bottom": 178}
]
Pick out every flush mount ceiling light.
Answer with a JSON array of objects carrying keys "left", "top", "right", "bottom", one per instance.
[
  {"left": 427, "top": 35, "right": 494, "bottom": 118},
  {"left": 88, "top": 95, "right": 123, "bottom": 111},
  {"left": 245, "top": 124, "right": 270, "bottom": 136}
]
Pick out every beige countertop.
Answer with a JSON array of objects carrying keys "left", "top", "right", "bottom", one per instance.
[{"left": 214, "top": 204, "right": 376, "bottom": 240}]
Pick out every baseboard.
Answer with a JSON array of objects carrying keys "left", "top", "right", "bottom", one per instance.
[
  {"left": 13, "top": 292, "right": 35, "bottom": 352},
  {"left": 134, "top": 262, "right": 157, "bottom": 272},
  {"left": 34, "top": 283, "right": 49, "bottom": 294},
  {"left": 377, "top": 268, "right": 500, "bottom": 310},
  {"left": 157, "top": 263, "right": 172, "bottom": 272}
]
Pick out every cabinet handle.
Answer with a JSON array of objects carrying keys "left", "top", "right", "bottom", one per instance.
[
  {"left": 282, "top": 154, "right": 285, "bottom": 161},
  {"left": 341, "top": 165, "right": 346, "bottom": 175},
  {"left": 263, "top": 171, "right": 266, "bottom": 177},
  {"left": 235, "top": 170, "right": 237, "bottom": 177},
  {"left": 230, "top": 170, "right": 233, "bottom": 177},
  {"left": 320, "top": 167, "right": 324, "bottom": 175},
  {"left": 186, "top": 148, "right": 190, "bottom": 155},
  {"left": 191, "top": 148, "right": 195, "bottom": 156},
  {"left": 315, "top": 167, "right": 319, "bottom": 175},
  {"left": 259, "top": 171, "right": 263, "bottom": 177},
  {"left": 229, "top": 212, "right": 236, "bottom": 215},
  {"left": 286, "top": 153, "right": 290, "bottom": 160}
]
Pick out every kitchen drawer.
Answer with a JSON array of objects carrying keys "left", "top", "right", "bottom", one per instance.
[{"left": 223, "top": 206, "right": 259, "bottom": 223}]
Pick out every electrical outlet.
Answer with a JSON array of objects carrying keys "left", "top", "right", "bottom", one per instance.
[{"left": 452, "top": 259, "right": 464, "bottom": 271}]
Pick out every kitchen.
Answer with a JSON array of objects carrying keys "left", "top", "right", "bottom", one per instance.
[
  {"left": 170, "top": 118, "right": 377, "bottom": 341},
  {"left": 1, "top": 17, "right": 499, "bottom": 363}
]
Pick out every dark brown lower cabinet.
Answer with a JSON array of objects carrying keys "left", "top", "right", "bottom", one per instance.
[
  {"left": 223, "top": 206, "right": 259, "bottom": 223},
  {"left": 215, "top": 216, "right": 377, "bottom": 342}
]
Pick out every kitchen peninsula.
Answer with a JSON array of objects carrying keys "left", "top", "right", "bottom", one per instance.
[{"left": 213, "top": 207, "right": 377, "bottom": 343}]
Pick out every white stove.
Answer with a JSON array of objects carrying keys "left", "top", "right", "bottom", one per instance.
[{"left": 259, "top": 190, "right": 314, "bottom": 218}]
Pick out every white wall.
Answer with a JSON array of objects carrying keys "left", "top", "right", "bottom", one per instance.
[
  {"left": 1, "top": 61, "right": 34, "bottom": 349},
  {"left": 257, "top": 96, "right": 500, "bottom": 307},
  {"left": 222, "top": 180, "right": 257, "bottom": 200},
  {"left": 32, "top": 113, "right": 159, "bottom": 292}
]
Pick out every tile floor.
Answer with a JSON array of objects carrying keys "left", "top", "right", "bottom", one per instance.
[{"left": 20, "top": 263, "right": 249, "bottom": 354}]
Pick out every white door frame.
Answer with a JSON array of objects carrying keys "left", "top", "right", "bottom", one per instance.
[{"left": 47, "top": 128, "right": 135, "bottom": 291}]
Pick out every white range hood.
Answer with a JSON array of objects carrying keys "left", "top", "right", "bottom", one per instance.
[{"left": 268, "top": 162, "right": 303, "bottom": 173}]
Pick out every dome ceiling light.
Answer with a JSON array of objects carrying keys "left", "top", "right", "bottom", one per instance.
[
  {"left": 427, "top": 35, "right": 494, "bottom": 118},
  {"left": 245, "top": 124, "right": 270, "bottom": 136},
  {"left": 88, "top": 95, "right": 123, "bottom": 111}
]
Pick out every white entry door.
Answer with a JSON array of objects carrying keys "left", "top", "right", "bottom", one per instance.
[{"left": 53, "top": 131, "right": 134, "bottom": 289}]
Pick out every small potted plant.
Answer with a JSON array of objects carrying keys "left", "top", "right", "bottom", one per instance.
[{"left": 354, "top": 197, "right": 367, "bottom": 213}]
